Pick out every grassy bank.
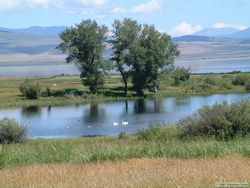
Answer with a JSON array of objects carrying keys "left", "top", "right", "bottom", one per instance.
[
  {"left": 0, "top": 72, "right": 249, "bottom": 108},
  {"left": 0, "top": 126, "right": 249, "bottom": 169}
]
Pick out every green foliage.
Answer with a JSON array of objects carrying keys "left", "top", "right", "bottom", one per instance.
[
  {"left": 110, "top": 18, "right": 179, "bottom": 96},
  {"left": 109, "top": 18, "right": 141, "bottom": 96},
  {"left": 203, "top": 76, "right": 217, "bottom": 85},
  {"left": 245, "top": 82, "right": 250, "bottom": 91},
  {"left": 0, "top": 118, "right": 26, "bottom": 144},
  {"left": 127, "top": 25, "right": 180, "bottom": 96},
  {"left": 221, "top": 82, "right": 233, "bottom": 89},
  {"left": 232, "top": 75, "right": 249, "bottom": 86},
  {"left": 19, "top": 79, "right": 41, "bottom": 99},
  {"left": 185, "top": 80, "right": 212, "bottom": 94},
  {"left": 161, "top": 67, "right": 191, "bottom": 86},
  {"left": 137, "top": 125, "right": 177, "bottom": 141},
  {"left": 179, "top": 101, "right": 250, "bottom": 140},
  {"left": 57, "top": 19, "right": 108, "bottom": 94}
]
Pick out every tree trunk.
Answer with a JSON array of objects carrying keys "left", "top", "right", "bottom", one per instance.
[{"left": 124, "top": 80, "right": 128, "bottom": 97}]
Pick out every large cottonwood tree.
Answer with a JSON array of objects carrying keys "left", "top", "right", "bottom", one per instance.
[{"left": 57, "top": 19, "right": 108, "bottom": 94}]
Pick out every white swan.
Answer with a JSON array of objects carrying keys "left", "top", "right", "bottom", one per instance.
[
  {"left": 122, "top": 120, "right": 128, "bottom": 125},
  {"left": 113, "top": 120, "right": 119, "bottom": 126}
]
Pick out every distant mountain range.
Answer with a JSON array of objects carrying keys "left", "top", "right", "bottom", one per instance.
[
  {"left": 0, "top": 26, "right": 67, "bottom": 36},
  {"left": 194, "top": 27, "right": 240, "bottom": 37},
  {"left": 193, "top": 27, "right": 250, "bottom": 39},
  {"left": 1, "top": 25, "right": 250, "bottom": 39}
]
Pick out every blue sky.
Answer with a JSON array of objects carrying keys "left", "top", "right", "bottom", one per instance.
[{"left": 0, "top": 0, "right": 250, "bottom": 36}]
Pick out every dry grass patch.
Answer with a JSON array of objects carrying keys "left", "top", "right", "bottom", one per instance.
[{"left": 0, "top": 154, "right": 249, "bottom": 188}]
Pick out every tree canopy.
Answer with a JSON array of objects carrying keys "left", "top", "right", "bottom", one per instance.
[
  {"left": 58, "top": 18, "right": 179, "bottom": 96},
  {"left": 109, "top": 18, "right": 141, "bottom": 96},
  {"left": 57, "top": 19, "right": 108, "bottom": 93},
  {"left": 110, "top": 19, "right": 180, "bottom": 96}
]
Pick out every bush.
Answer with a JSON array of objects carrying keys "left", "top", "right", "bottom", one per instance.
[
  {"left": 160, "top": 67, "right": 191, "bottom": 87},
  {"left": 221, "top": 82, "right": 233, "bottom": 89},
  {"left": 171, "top": 67, "right": 191, "bottom": 86},
  {"left": 203, "top": 77, "right": 217, "bottom": 85},
  {"left": 232, "top": 75, "right": 249, "bottom": 86},
  {"left": 0, "top": 118, "right": 26, "bottom": 144},
  {"left": 245, "top": 82, "right": 250, "bottom": 91},
  {"left": 19, "top": 80, "right": 41, "bottom": 99},
  {"left": 185, "top": 80, "right": 212, "bottom": 94},
  {"left": 178, "top": 101, "right": 250, "bottom": 140}
]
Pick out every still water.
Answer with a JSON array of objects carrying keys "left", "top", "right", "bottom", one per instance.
[
  {"left": 0, "top": 93, "right": 250, "bottom": 138},
  {"left": 175, "top": 57, "right": 250, "bottom": 73}
]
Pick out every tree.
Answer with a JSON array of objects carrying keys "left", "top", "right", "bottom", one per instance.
[
  {"left": 57, "top": 19, "right": 108, "bottom": 94},
  {"left": 109, "top": 18, "right": 141, "bottom": 96},
  {"left": 126, "top": 24, "right": 180, "bottom": 96}
]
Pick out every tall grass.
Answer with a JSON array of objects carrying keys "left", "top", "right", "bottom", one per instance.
[{"left": 0, "top": 127, "right": 249, "bottom": 169}]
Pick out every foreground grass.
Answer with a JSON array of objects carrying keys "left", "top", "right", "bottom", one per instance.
[
  {"left": 0, "top": 72, "right": 249, "bottom": 108},
  {"left": 0, "top": 155, "right": 249, "bottom": 188},
  {"left": 0, "top": 126, "right": 249, "bottom": 169}
]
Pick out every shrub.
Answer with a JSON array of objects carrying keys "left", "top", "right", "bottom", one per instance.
[
  {"left": 245, "top": 82, "right": 250, "bottom": 91},
  {"left": 19, "top": 80, "right": 41, "bottom": 99},
  {"left": 0, "top": 118, "right": 26, "bottom": 144},
  {"left": 221, "top": 82, "right": 233, "bottom": 89},
  {"left": 160, "top": 67, "right": 191, "bottom": 87},
  {"left": 185, "top": 80, "right": 212, "bottom": 94},
  {"left": 203, "top": 76, "right": 217, "bottom": 85},
  {"left": 178, "top": 101, "right": 250, "bottom": 140},
  {"left": 232, "top": 75, "right": 249, "bottom": 86},
  {"left": 171, "top": 67, "right": 191, "bottom": 86}
]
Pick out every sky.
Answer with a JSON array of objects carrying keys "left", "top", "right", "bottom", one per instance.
[{"left": 0, "top": 0, "right": 250, "bottom": 36}]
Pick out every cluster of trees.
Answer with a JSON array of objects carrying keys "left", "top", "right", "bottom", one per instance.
[{"left": 57, "top": 18, "right": 180, "bottom": 96}]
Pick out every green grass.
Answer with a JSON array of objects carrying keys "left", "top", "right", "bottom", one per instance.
[
  {"left": 0, "top": 126, "right": 249, "bottom": 169},
  {"left": 0, "top": 72, "right": 250, "bottom": 108}
]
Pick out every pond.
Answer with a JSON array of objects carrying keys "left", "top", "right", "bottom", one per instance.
[{"left": 0, "top": 93, "right": 250, "bottom": 138}]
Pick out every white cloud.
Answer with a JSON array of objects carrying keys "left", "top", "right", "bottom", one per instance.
[
  {"left": 213, "top": 22, "right": 247, "bottom": 30},
  {"left": 76, "top": 0, "right": 106, "bottom": 6},
  {"left": 131, "top": 0, "right": 162, "bottom": 13},
  {"left": 0, "top": 0, "right": 20, "bottom": 11},
  {"left": 26, "top": 0, "right": 60, "bottom": 8},
  {"left": 169, "top": 22, "right": 202, "bottom": 36},
  {"left": 112, "top": 6, "right": 126, "bottom": 13}
]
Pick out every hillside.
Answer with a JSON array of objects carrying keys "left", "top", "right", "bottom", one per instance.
[
  {"left": 229, "top": 28, "right": 250, "bottom": 39},
  {"left": 0, "top": 26, "right": 67, "bottom": 36},
  {"left": 194, "top": 27, "right": 240, "bottom": 37}
]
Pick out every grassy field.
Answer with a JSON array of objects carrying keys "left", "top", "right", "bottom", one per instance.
[
  {"left": 0, "top": 126, "right": 249, "bottom": 187},
  {"left": 0, "top": 155, "right": 249, "bottom": 188},
  {"left": 0, "top": 72, "right": 249, "bottom": 108},
  {"left": 0, "top": 126, "right": 249, "bottom": 169}
]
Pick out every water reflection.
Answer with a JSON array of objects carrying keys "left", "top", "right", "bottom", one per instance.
[
  {"left": 83, "top": 103, "right": 106, "bottom": 123},
  {"left": 134, "top": 98, "right": 163, "bottom": 113},
  {"left": 22, "top": 106, "right": 42, "bottom": 118}
]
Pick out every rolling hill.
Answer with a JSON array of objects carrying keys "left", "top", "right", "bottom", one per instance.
[{"left": 229, "top": 28, "right": 250, "bottom": 39}]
